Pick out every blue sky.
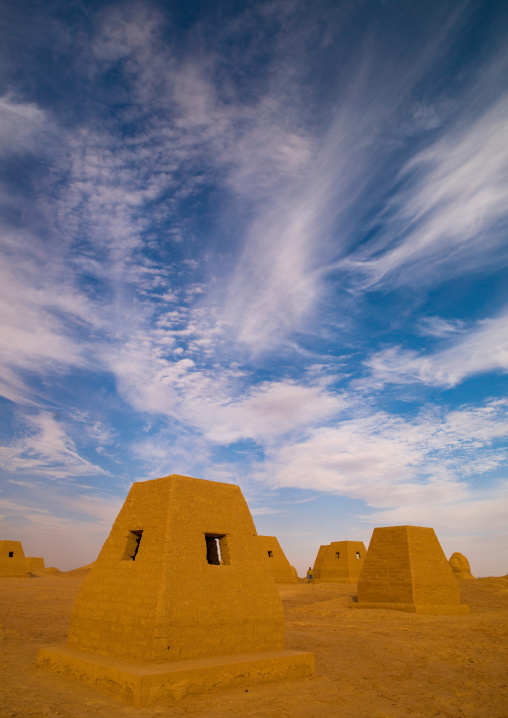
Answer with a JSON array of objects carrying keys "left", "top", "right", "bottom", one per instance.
[{"left": 1, "top": 0, "right": 507, "bottom": 575}]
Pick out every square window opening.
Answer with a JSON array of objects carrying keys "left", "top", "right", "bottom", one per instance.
[
  {"left": 267, "top": 551, "right": 273, "bottom": 558},
  {"left": 205, "top": 534, "right": 230, "bottom": 565},
  {"left": 8, "top": 551, "right": 13, "bottom": 557},
  {"left": 356, "top": 551, "right": 361, "bottom": 559},
  {"left": 335, "top": 552, "right": 340, "bottom": 559},
  {"left": 121, "top": 530, "right": 143, "bottom": 561}
]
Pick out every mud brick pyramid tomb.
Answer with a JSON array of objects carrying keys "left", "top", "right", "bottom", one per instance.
[
  {"left": 0, "top": 540, "right": 30, "bottom": 577},
  {"left": 357, "top": 525, "right": 469, "bottom": 614},
  {"left": 37, "top": 474, "right": 314, "bottom": 706},
  {"left": 258, "top": 535, "right": 299, "bottom": 583},
  {"left": 26, "top": 556, "right": 46, "bottom": 573},
  {"left": 0, "top": 540, "right": 50, "bottom": 576},
  {"left": 311, "top": 540, "right": 366, "bottom": 583},
  {"left": 449, "top": 552, "right": 475, "bottom": 579}
]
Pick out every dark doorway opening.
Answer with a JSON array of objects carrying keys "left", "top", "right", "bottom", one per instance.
[
  {"left": 122, "top": 530, "right": 143, "bottom": 560},
  {"left": 205, "top": 534, "right": 230, "bottom": 565}
]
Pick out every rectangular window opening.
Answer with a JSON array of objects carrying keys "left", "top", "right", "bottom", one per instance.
[
  {"left": 205, "top": 534, "right": 230, "bottom": 565},
  {"left": 121, "top": 530, "right": 143, "bottom": 561},
  {"left": 356, "top": 551, "right": 361, "bottom": 559},
  {"left": 8, "top": 551, "right": 13, "bottom": 557},
  {"left": 335, "top": 552, "right": 340, "bottom": 559},
  {"left": 267, "top": 550, "right": 273, "bottom": 558}
]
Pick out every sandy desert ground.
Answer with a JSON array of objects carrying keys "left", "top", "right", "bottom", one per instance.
[{"left": 1, "top": 569, "right": 507, "bottom": 718}]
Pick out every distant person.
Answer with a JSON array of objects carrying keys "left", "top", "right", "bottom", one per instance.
[{"left": 307, "top": 567, "right": 313, "bottom": 582}]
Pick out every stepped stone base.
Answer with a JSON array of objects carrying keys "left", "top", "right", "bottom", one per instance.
[
  {"left": 311, "top": 578, "right": 357, "bottom": 584},
  {"left": 357, "top": 602, "right": 470, "bottom": 615},
  {"left": 0, "top": 572, "right": 30, "bottom": 578},
  {"left": 36, "top": 646, "right": 314, "bottom": 707}
]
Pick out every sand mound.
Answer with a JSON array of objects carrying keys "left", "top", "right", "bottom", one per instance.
[
  {"left": 476, "top": 575, "right": 508, "bottom": 591},
  {"left": 28, "top": 567, "right": 61, "bottom": 576},
  {"left": 59, "top": 563, "right": 94, "bottom": 577}
]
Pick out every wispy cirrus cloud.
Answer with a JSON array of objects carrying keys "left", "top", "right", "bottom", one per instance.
[
  {"left": 0, "top": 95, "right": 50, "bottom": 154},
  {"left": 416, "top": 315, "right": 465, "bottom": 338},
  {"left": 0, "top": 224, "right": 105, "bottom": 404},
  {"left": 365, "top": 307, "right": 508, "bottom": 388},
  {"left": 213, "top": 12, "right": 508, "bottom": 352},
  {"left": 262, "top": 398, "right": 508, "bottom": 509},
  {"left": 108, "top": 329, "right": 346, "bottom": 444},
  {"left": 341, "top": 83, "right": 508, "bottom": 290},
  {"left": 2, "top": 0, "right": 505, "bottom": 403},
  {"left": 0, "top": 4, "right": 322, "bottom": 374},
  {"left": 0, "top": 412, "right": 107, "bottom": 478}
]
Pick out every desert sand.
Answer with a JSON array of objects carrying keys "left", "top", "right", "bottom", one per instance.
[{"left": 1, "top": 569, "right": 507, "bottom": 718}]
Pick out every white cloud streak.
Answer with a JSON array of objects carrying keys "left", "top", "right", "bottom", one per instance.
[
  {"left": 0, "top": 412, "right": 106, "bottom": 478},
  {"left": 108, "top": 330, "right": 346, "bottom": 443},
  {"left": 0, "top": 95, "right": 50, "bottom": 154},
  {"left": 0, "top": 222, "right": 107, "bottom": 405},
  {"left": 416, "top": 315, "right": 465, "bottom": 338},
  {"left": 262, "top": 399, "right": 508, "bottom": 509},
  {"left": 365, "top": 308, "right": 508, "bottom": 387},
  {"left": 342, "top": 86, "right": 508, "bottom": 289}
]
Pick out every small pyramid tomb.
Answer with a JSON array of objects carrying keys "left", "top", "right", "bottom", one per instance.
[
  {"left": 26, "top": 557, "right": 46, "bottom": 573},
  {"left": 357, "top": 526, "right": 469, "bottom": 614},
  {"left": 311, "top": 541, "right": 366, "bottom": 583},
  {"left": 0, "top": 540, "right": 30, "bottom": 578},
  {"left": 258, "top": 536, "right": 298, "bottom": 583},
  {"left": 37, "top": 474, "right": 313, "bottom": 706},
  {"left": 449, "top": 552, "right": 475, "bottom": 579}
]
